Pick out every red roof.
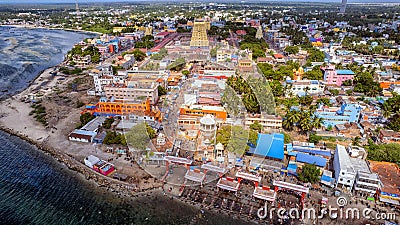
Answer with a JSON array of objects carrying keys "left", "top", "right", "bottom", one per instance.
[
  {"left": 156, "top": 31, "right": 170, "bottom": 37},
  {"left": 236, "top": 30, "right": 247, "bottom": 35},
  {"left": 273, "top": 54, "right": 284, "bottom": 59}
]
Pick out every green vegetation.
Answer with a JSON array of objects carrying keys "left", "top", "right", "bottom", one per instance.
[
  {"left": 367, "top": 140, "right": 400, "bottom": 163},
  {"left": 77, "top": 113, "right": 95, "bottom": 128},
  {"left": 134, "top": 35, "right": 155, "bottom": 49},
  {"left": 316, "top": 98, "right": 331, "bottom": 107},
  {"left": 258, "top": 62, "right": 297, "bottom": 81},
  {"left": 249, "top": 121, "right": 263, "bottom": 133},
  {"left": 150, "top": 48, "right": 168, "bottom": 60},
  {"left": 145, "top": 123, "right": 157, "bottom": 139},
  {"left": 307, "top": 48, "right": 325, "bottom": 63},
  {"left": 216, "top": 125, "right": 258, "bottom": 155},
  {"left": 125, "top": 122, "right": 152, "bottom": 151},
  {"left": 283, "top": 132, "right": 291, "bottom": 144},
  {"left": 69, "top": 45, "right": 101, "bottom": 63},
  {"left": 29, "top": 103, "right": 47, "bottom": 126},
  {"left": 103, "top": 131, "right": 127, "bottom": 145},
  {"left": 283, "top": 108, "right": 323, "bottom": 134},
  {"left": 284, "top": 46, "right": 299, "bottom": 55},
  {"left": 308, "top": 133, "right": 323, "bottom": 144},
  {"left": 226, "top": 76, "right": 260, "bottom": 113},
  {"left": 158, "top": 85, "right": 167, "bottom": 96},
  {"left": 59, "top": 67, "right": 83, "bottom": 75},
  {"left": 298, "top": 163, "right": 321, "bottom": 184},
  {"left": 239, "top": 27, "right": 269, "bottom": 59},
  {"left": 353, "top": 71, "right": 382, "bottom": 96},
  {"left": 382, "top": 94, "right": 400, "bottom": 131},
  {"left": 102, "top": 117, "right": 115, "bottom": 129},
  {"left": 303, "top": 66, "right": 323, "bottom": 80},
  {"left": 167, "top": 57, "right": 186, "bottom": 71}
]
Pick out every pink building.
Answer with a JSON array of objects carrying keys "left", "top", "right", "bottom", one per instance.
[{"left": 323, "top": 65, "right": 355, "bottom": 86}]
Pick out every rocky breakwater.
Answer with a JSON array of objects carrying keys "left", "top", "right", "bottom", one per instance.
[{"left": 0, "top": 126, "right": 163, "bottom": 198}]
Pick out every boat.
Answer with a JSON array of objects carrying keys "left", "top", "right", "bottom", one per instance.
[{"left": 84, "top": 155, "right": 115, "bottom": 176}]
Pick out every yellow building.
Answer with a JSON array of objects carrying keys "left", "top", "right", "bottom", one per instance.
[
  {"left": 113, "top": 27, "right": 125, "bottom": 33},
  {"left": 190, "top": 20, "right": 210, "bottom": 48}
]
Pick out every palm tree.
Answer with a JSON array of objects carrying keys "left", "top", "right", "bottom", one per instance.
[
  {"left": 352, "top": 136, "right": 362, "bottom": 146},
  {"left": 382, "top": 103, "right": 392, "bottom": 118},
  {"left": 312, "top": 117, "right": 324, "bottom": 131}
]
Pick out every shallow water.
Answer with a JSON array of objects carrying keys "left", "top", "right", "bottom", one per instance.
[
  {"left": 0, "top": 130, "right": 253, "bottom": 225},
  {"left": 0, "top": 26, "right": 91, "bottom": 98}
]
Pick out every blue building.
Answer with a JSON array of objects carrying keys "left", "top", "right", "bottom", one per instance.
[
  {"left": 248, "top": 133, "right": 284, "bottom": 160},
  {"left": 315, "top": 103, "right": 362, "bottom": 128}
]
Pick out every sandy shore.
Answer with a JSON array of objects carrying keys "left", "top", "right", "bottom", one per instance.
[{"left": 0, "top": 59, "right": 163, "bottom": 196}]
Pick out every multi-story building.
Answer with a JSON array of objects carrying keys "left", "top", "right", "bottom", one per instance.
[
  {"left": 73, "top": 55, "right": 91, "bottom": 67},
  {"left": 244, "top": 114, "right": 282, "bottom": 131},
  {"left": 285, "top": 79, "right": 325, "bottom": 97},
  {"left": 92, "top": 98, "right": 162, "bottom": 122},
  {"left": 216, "top": 49, "right": 233, "bottom": 62},
  {"left": 334, "top": 144, "right": 357, "bottom": 191},
  {"left": 315, "top": 103, "right": 362, "bottom": 128},
  {"left": 89, "top": 65, "right": 126, "bottom": 96},
  {"left": 104, "top": 82, "right": 158, "bottom": 105},
  {"left": 323, "top": 65, "right": 355, "bottom": 86},
  {"left": 179, "top": 104, "right": 227, "bottom": 121},
  {"left": 379, "top": 129, "right": 400, "bottom": 143},
  {"left": 334, "top": 144, "right": 380, "bottom": 194}
]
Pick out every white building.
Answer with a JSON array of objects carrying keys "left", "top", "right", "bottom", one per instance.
[
  {"left": 285, "top": 79, "right": 325, "bottom": 97},
  {"left": 334, "top": 144, "right": 357, "bottom": 191},
  {"left": 89, "top": 65, "right": 127, "bottom": 96},
  {"left": 334, "top": 144, "right": 380, "bottom": 194},
  {"left": 244, "top": 114, "right": 282, "bottom": 131}
]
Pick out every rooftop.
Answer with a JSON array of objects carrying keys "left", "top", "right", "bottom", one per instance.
[{"left": 250, "top": 133, "right": 284, "bottom": 160}]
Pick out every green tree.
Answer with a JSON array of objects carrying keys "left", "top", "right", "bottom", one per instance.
[
  {"left": 125, "top": 122, "right": 151, "bottom": 150},
  {"left": 102, "top": 117, "right": 115, "bottom": 129},
  {"left": 298, "top": 163, "right": 321, "bottom": 184},
  {"left": 80, "top": 113, "right": 95, "bottom": 126},
  {"left": 316, "top": 98, "right": 331, "bottom": 107},
  {"left": 284, "top": 46, "right": 299, "bottom": 55},
  {"left": 303, "top": 66, "right": 323, "bottom": 80},
  {"left": 309, "top": 133, "right": 322, "bottom": 144},
  {"left": 250, "top": 121, "right": 263, "bottom": 133},
  {"left": 182, "top": 70, "right": 190, "bottom": 76},
  {"left": 132, "top": 49, "right": 147, "bottom": 61},
  {"left": 158, "top": 85, "right": 167, "bottom": 96}
]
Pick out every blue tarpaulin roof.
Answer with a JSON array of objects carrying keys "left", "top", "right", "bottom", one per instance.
[
  {"left": 287, "top": 163, "right": 297, "bottom": 171},
  {"left": 292, "top": 148, "right": 332, "bottom": 157},
  {"left": 336, "top": 69, "right": 355, "bottom": 75},
  {"left": 296, "top": 153, "right": 327, "bottom": 167},
  {"left": 250, "top": 133, "right": 284, "bottom": 160},
  {"left": 321, "top": 175, "right": 333, "bottom": 183}
]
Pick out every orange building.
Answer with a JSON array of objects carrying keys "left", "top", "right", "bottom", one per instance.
[
  {"left": 380, "top": 81, "right": 400, "bottom": 89},
  {"left": 179, "top": 105, "right": 227, "bottom": 120},
  {"left": 83, "top": 98, "right": 162, "bottom": 122}
]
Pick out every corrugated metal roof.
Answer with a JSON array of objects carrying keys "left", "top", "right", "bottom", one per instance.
[{"left": 296, "top": 153, "right": 326, "bottom": 167}]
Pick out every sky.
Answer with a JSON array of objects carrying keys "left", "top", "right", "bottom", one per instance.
[{"left": 2, "top": 0, "right": 400, "bottom": 3}]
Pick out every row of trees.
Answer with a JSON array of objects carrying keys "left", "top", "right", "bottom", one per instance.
[
  {"left": 226, "top": 76, "right": 260, "bottom": 113},
  {"left": 367, "top": 140, "right": 400, "bottom": 163},
  {"left": 382, "top": 94, "right": 400, "bottom": 131},
  {"left": 283, "top": 107, "right": 324, "bottom": 134}
]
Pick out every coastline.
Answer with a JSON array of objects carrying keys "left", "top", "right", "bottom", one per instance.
[
  {"left": 0, "top": 28, "right": 164, "bottom": 200},
  {"left": 0, "top": 24, "right": 103, "bottom": 36}
]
